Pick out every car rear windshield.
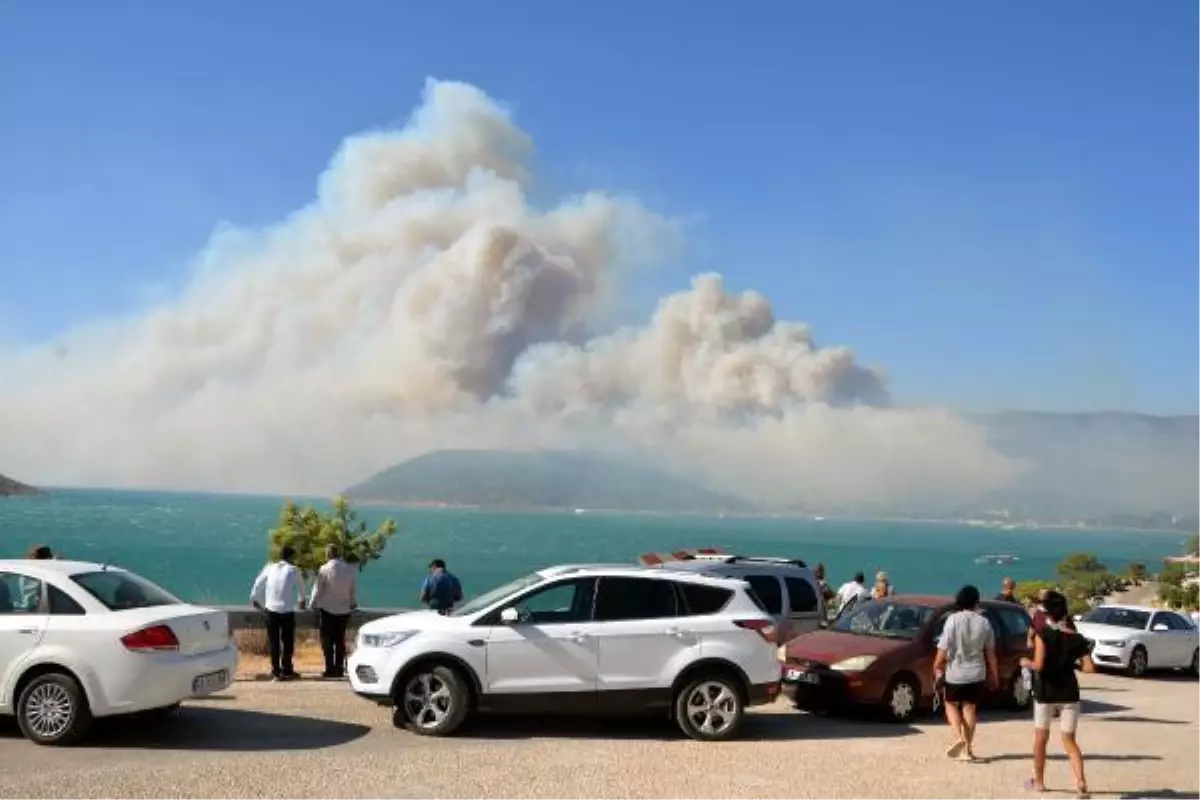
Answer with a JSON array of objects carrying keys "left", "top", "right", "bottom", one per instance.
[
  {"left": 1081, "top": 608, "right": 1149, "bottom": 630},
  {"left": 71, "top": 571, "right": 181, "bottom": 611},
  {"left": 832, "top": 600, "right": 935, "bottom": 640}
]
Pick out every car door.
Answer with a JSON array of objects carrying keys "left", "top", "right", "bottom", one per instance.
[
  {"left": 0, "top": 571, "right": 49, "bottom": 712},
  {"left": 592, "top": 576, "right": 694, "bottom": 705},
  {"left": 980, "top": 606, "right": 1022, "bottom": 685},
  {"left": 783, "top": 576, "right": 822, "bottom": 638},
  {"left": 1154, "top": 612, "right": 1193, "bottom": 666},
  {"left": 1147, "top": 612, "right": 1184, "bottom": 667},
  {"left": 482, "top": 577, "right": 599, "bottom": 710}
]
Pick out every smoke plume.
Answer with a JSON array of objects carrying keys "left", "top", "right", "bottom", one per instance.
[{"left": 0, "top": 79, "right": 1020, "bottom": 508}]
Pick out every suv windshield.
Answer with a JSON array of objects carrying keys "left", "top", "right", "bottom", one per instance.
[
  {"left": 450, "top": 573, "right": 543, "bottom": 617},
  {"left": 72, "top": 570, "right": 180, "bottom": 610},
  {"left": 1081, "top": 608, "right": 1149, "bottom": 630},
  {"left": 832, "top": 600, "right": 935, "bottom": 640}
]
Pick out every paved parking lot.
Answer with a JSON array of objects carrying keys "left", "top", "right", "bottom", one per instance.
[{"left": 1, "top": 671, "right": 1196, "bottom": 799}]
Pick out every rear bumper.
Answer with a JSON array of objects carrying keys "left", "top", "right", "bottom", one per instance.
[
  {"left": 93, "top": 643, "right": 238, "bottom": 717},
  {"left": 748, "top": 681, "right": 782, "bottom": 707}
]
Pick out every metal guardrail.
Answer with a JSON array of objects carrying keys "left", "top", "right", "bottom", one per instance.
[{"left": 219, "top": 605, "right": 409, "bottom": 631}]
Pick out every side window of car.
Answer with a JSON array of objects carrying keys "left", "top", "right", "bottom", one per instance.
[
  {"left": 594, "top": 577, "right": 678, "bottom": 622},
  {"left": 677, "top": 583, "right": 733, "bottom": 616},
  {"left": 0, "top": 572, "right": 43, "bottom": 614},
  {"left": 48, "top": 586, "right": 86, "bottom": 615},
  {"left": 1172, "top": 613, "right": 1195, "bottom": 630},
  {"left": 784, "top": 577, "right": 819, "bottom": 613},
  {"left": 505, "top": 578, "right": 595, "bottom": 625},
  {"left": 1150, "top": 612, "right": 1172, "bottom": 631},
  {"left": 982, "top": 608, "right": 1005, "bottom": 639},
  {"left": 745, "top": 575, "right": 783, "bottom": 615},
  {"left": 998, "top": 607, "right": 1031, "bottom": 638}
]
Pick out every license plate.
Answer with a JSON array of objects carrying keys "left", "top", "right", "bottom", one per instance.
[
  {"left": 192, "top": 670, "right": 228, "bottom": 695},
  {"left": 785, "top": 668, "right": 819, "bottom": 684}
]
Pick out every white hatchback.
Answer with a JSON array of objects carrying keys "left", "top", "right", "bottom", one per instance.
[
  {"left": 349, "top": 564, "right": 782, "bottom": 741},
  {"left": 0, "top": 559, "right": 238, "bottom": 745}
]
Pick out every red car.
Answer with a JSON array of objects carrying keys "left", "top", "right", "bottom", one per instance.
[{"left": 780, "top": 595, "right": 1034, "bottom": 722}]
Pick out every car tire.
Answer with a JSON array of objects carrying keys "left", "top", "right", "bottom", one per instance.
[
  {"left": 674, "top": 673, "right": 745, "bottom": 742},
  {"left": 1127, "top": 646, "right": 1148, "bottom": 678},
  {"left": 394, "top": 664, "right": 469, "bottom": 737},
  {"left": 1188, "top": 649, "right": 1198, "bottom": 678},
  {"left": 881, "top": 675, "right": 919, "bottom": 723},
  {"left": 16, "top": 672, "right": 93, "bottom": 746}
]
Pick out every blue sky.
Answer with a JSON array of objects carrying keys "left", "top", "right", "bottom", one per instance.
[{"left": 1, "top": 1, "right": 1195, "bottom": 414}]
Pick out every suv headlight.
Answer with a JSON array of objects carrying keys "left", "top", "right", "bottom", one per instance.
[
  {"left": 831, "top": 655, "right": 878, "bottom": 672},
  {"left": 1098, "top": 639, "right": 1127, "bottom": 648},
  {"left": 360, "top": 631, "right": 417, "bottom": 649}
]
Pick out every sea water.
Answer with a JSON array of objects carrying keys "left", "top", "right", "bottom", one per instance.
[{"left": 0, "top": 489, "right": 1186, "bottom": 607}]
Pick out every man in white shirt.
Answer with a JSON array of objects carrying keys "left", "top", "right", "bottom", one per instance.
[
  {"left": 836, "top": 572, "right": 870, "bottom": 610},
  {"left": 250, "top": 545, "right": 306, "bottom": 680},
  {"left": 310, "top": 544, "right": 358, "bottom": 679}
]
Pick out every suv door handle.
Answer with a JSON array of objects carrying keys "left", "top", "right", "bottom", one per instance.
[
  {"left": 570, "top": 631, "right": 590, "bottom": 644},
  {"left": 17, "top": 628, "right": 38, "bottom": 635},
  {"left": 665, "top": 627, "right": 688, "bottom": 639}
]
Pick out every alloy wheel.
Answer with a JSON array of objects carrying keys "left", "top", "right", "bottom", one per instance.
[
  {"left": 685, "top": 681, "right": 738, "bottom": 737},
  {"left": 24, "top": 682, "right": 73, "bottom": 740},
  {"left": 403, "top": 672, "right": 452, "bottom": 730}
]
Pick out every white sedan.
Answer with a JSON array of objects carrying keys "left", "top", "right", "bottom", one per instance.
[
  {"left": 1075, "top": 604, "right": 1199, "bottom": 678},
  {"left": 0, "top": 559, "right": 237, "bottom": 745}
]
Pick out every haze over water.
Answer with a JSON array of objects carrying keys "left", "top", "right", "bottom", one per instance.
[{"left": 1, "top": 489, "right": 1185, "bottom": 607}]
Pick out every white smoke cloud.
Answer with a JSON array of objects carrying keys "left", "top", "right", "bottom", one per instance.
[{"left": 0, "top": 78, "right": 1020, "bottom": 507}]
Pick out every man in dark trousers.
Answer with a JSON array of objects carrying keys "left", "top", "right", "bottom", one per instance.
[
  {"left": 420, "top": 559, "right": 462, "bottom": 614},
  {"left": 310, "top": 544, "right": 357, "bottom": 679},
  {"left": 250, "top": 545, "right": 306, "bottom": 680}
]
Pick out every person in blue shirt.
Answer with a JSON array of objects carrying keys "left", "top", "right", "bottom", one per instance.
[{"left": 420, "top": 559, "right": 462, "bottom": 614}]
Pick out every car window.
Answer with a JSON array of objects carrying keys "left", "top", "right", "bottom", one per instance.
[
  {"left": 981, "top": 607, "right": 1006, "bottom": 638},
  {"left": 452, "top": 572, "right": 543, "bottom": 617},
  {"left": 832, "top": 600, "right": 936, "bottom": 640},
  {"left": 784, "top": 577, "right": 819, "bottom": 613},
  {"left": 677, "top": 583, "right": 733, "bottom": 616},
  {"left": 71, "top": 571, "right": 180, "bottom": 611},
  {"left": 745, "top": 575, "right": 783, "bottom": 615},
  {"left": 1150, "top": 612, "right": 1179, "bottom": 631},
  {"left": 1085, "top": 607, "right": 1150, "bottom": 630},
  {"left": 1171, "top": 613, "right": 1195, "bottom": 630},
  {"left": 48, "top": 585, "right": 86, "bottom": 615},
  {"left": 996, "top": 606, "right": 1031, "bottom": 637},
  {"left": 594, "top": 577, "right": 678, "bottom": 621},
  {"left": 505, "top": 578, "right": 595, "bottom": 625},
  {"left": 0, "top": 572, "right": 43, "bottom": 614}
]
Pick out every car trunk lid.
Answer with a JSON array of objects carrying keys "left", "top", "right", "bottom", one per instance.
[{"left": 117, "top": 605, "right": 231, "bottom": 656}]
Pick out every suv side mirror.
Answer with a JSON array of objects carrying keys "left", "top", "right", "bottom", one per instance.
[{"left": 500, "top": 607, "right": 520, "bottom": 624}]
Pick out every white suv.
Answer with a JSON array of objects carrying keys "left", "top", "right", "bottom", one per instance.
[{"left": 348, "top": 564, "right": 782, "bottom": 741}]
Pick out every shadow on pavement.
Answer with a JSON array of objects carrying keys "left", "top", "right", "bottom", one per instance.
[
  {"left": 1096, "top": 714, "right": 1192, "bottom": 725},
  {"left": 982, "top": 752, "right": 1163, "bottom": 764},
  {"left": 88, "top": 706, "right": 371, "bottom": 752},
  {"left": 459, "top": 709, "right": 919, "bottom": 742},
  {"left": 1112, "top": 792, "right": 1199, "bottom": 799}
]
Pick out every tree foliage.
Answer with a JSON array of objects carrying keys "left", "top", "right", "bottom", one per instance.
[
  {"left": 1014, "top": 579, "right": 1057, "bottom": 607},
  {"left": 1186, "top": 533, "right": 1199, "bottom": 556},
  {"left": 267, "top": 496, "right": 398, "bottom": 576},
  {"left": 1123, "top": 562, "right": 1148, "bottom": 584}
]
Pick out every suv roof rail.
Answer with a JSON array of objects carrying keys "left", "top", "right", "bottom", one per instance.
[{"left": 687, "top": 554, "right": 808, "bottom": 569}]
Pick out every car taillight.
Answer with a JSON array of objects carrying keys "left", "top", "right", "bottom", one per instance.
[
  {"left": 734, "top": 618, "right": 777, "bottom": 643},
  {"left": 121, "top": 624, "right": 180, "bottom": 653}
]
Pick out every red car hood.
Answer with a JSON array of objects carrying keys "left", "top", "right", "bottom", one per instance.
[{"left": 783, "top": 629, "right": 911, "bottom": 666}]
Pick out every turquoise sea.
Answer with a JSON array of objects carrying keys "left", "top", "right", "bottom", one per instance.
[{"left": 0, "top": 489, "right": 1189, "bottom": 607}]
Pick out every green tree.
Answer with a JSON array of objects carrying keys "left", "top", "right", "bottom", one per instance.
[
  {"left": 1056, "top": 552, "right": 1108, "bottom": 581},
  {"left": 267, "top": 496, "right": 398, "bottom": 577},
  {"left": 1014, "top": 579, "right": 1057, "bottom": 607},
  {"left": 1124, "top": 563, "right": 1148, "bottom": 584},
  {"left": 1186, "top": 533, "right": 1199, "bottom": 556}
]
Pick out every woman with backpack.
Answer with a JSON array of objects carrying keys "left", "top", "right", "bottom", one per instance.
[{"left": 1020, "top": 590, "right": 1096, "bottom": 799}]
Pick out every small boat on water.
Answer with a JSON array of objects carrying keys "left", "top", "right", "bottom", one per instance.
[{"left": 975, "top": 553, "right": 1019, "bottom": 565}]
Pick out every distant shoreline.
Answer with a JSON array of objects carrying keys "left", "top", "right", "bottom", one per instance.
[{"left": 348, "top": 498, "right": 1189, "bottom": 534}]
